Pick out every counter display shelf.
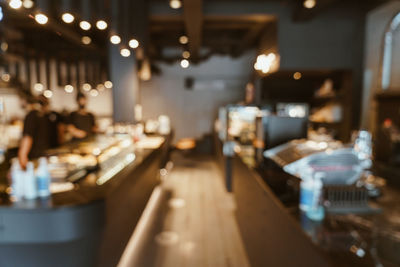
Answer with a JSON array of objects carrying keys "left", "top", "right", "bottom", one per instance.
[
  {"left": 214, "top": 136, "right": 400, "bottom": 267},
  {"left": 0, "top": 134, "right": 171, "bottom": 267},
  {"left": 213, "top": 135, "right": 329, "bottom": 266},
  {"left": 257, "top": 158, "right": 400, "bottom": 267}
]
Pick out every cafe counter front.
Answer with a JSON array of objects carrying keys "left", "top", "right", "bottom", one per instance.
[
  {"left": 215, "top": 134, "right": 400, "bottom": 267},
  {"left": 0, "top": 134, "right": 171, "bottom": 267}
]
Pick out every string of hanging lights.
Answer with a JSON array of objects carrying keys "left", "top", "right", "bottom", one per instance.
[{"left": 1, "top": 0, "right": 148, "bottom": 96}]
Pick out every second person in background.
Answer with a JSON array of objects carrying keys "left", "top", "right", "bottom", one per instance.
[{"left": 67, "top": 92, "right": 98, "bottom": 140}]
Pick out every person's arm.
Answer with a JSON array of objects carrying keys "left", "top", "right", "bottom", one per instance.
[
  {"left": 92, "top": 125, "right": 100, "bottom": 134},
  {"left": 19, "top": 112, "right": 36, "bottom": 169},
  {"left": 67, "top": 112, "right": 87, "bottom": 139},
  {"left": 90, "top": 113, "right": 100, "bottom": 134},
  {"left": 18, "top": 135, "right": 32, "bottom": 169},
  {"left": 57, "top": 123, "right": 65, "bottom": 144},
  {"left": 67, "top": 124, "right": 87, "bottom": 139}
]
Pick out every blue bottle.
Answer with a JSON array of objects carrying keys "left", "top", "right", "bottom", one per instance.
[{"left": 36, "top": 157, "right": 51, "bottom": 198}]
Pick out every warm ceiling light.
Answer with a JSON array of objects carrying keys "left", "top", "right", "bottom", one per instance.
[
  {"left": 120, "top": 48, "right": 131, "bottom": 57},
  {"left": 96, "top": 20, "right": 108, "bottom": 30},
  {"left": 90, "top": 89, "right": 99, "bottom": 97},
  {"left": 1, "top": 73, "right": 10, "bottom": 82},
  {"left": 61, "top": 12, "right": 74, "bottom": 23},
  {"left": 104, "top": 80, "right": 113, "bottom": 88},
  {"left": 254, "top": 52, "right": 277, "bottom": 74},
  {"left": 179, "top": 35, "right": 188, "bottom": 44},
  {"left": 22, "top": 0, "right": 34, "bottom": 9},
  {"left": 1, "top": 42, "right": 8, "bottom": 52},
  {"left": 180, "top": 59, "right": 189, "bottom": 68},
  {"left": 303, "top": 0, "right": 316, "bottom": 9},
  {"left": 81, "top": 36, "right": 91, "bottom": 45},
  {"left": 9, "top": 0, "right": 22, "bottom": 9},
  {"left": 82, "top": 83, "right": 91, "bottom": 92},
  {"left": 293, "top": 72, "right": 302, "bottom": 80},
  {"left": 43, "top": 90, "right": 53, "bottom": 98},
  {"left": 110, "top": 35, "right": 121, "bottom": 44},
  {"left": 79, "top": 20, "right": 91, "bottom": 31},
  {"left": 182, "top": 51, "right": 190, "bottom": 59},
  {"left": 128, "top": 39, "right": 139, "bottom": 49},
  {"left": 169, "top": 0, "right": 182, "bottom": 9},
  {"left": 34, "top": 83, "right": 44, "bottom": 92},
  {"left": 35, "top": 13, "right": 48, "bottom": 25},
  {"left": 64, "top": 84, "right": 74, "bottom": 93}
]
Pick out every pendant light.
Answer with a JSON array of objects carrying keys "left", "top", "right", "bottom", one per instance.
[
  {"left": 35, "top": 0, "right": 49, "bottom": 25},
  {"left": 43, "top": 57, "right": 53, "bottom": 98},
  {"left": 82, "top": 60, "right": 91, "bottom": 92},
  {"left": 89, "top": 60, "right": 98, "bottom": 97},
  {"left": 95, "top": 0, "right": 108, "bottom": 30},
  {"left": 60, "top": 0, "right": 74, "bottom": 23},
  {"left": 79, "top": 0, "right": 91, "bottom": 31},
  {"left": 1, "top": 63, "right": 10, "bottom": 83},
  {"left": 64, "top": 61, "right": 74, "bottom": 93},
  {"left": 109, "top": 0, "right": 120, "bottom": 45},
  {"left": 9, "top": 0, "right": 23, "bottom": 10},
  {"left": 33, "top": 59, "right": 43, "bottom": 92}
]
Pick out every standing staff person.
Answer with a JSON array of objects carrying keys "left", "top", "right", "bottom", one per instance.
[
  {"left": 39, "top": 95, "right": 65, "bottom": 148},
  {"left": 18, "top": 94, "right": 51, "bottom": 169},
  {"left": 67, "top": 92, "right": 97, "bottom": 140}
]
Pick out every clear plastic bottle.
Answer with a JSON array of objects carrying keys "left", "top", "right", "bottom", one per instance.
[
  {"left": 36, "top": 157, "right": 51, "bottom": 198},
  {"left": 306, "top": 173, "right": 325, "bottom": 221},
  {"left": 299, "top": 168, "right": 314, "bottom": 211},
  {"left": 24, "top": 162, "right": 37, "bottom": 199},
  {"left": 10, "top": 158, "right": 24, "bottom": 200}
]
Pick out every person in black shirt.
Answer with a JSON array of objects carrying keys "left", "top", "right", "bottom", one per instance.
[
  {"left": 67, "top": 92, "right": 97, "bottom": 140},
  {"left": 18, "top": 94, "right": 50, "bottom": 168},
  {"left": 38, "top": 95, "right": 65, "bottom": 148}
]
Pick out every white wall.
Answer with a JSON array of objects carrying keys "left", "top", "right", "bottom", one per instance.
[
  {"left": 362, "top": 1, "right": 400, "bottom": 131},
  {"left": 0, "top": 91, "right": 25, "bottom": 120},
  {"left": 140, "top": 52, "right": 255, "bottom": 142},
  {"left": 109, "top": 45, "right": 140, "bottom": 123}
]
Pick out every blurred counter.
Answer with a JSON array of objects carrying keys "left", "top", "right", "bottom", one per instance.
[
  {"left": 0, "top": 133, "right": 171, "bottom": 267},
  {"left": 256, "top": 158, "right": 400, "bottom": 267},
  {"left": 214, "top": 134, "right": 400, "bottom": 267}
]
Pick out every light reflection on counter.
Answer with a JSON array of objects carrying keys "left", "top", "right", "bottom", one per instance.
[{"left": 96, "top": 153, "right": 136, "bottom": 185}]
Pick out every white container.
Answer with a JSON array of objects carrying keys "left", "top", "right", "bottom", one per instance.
[
  {"left": 24, "top": 162, "right": 37, "bottom": 199},
  {"left": 158, "top": 115, "right": 171, "bottom": 135},
  {"left": 36, "top": 157, "right": 51, "bottom": 198},
  {"left": 10, "top": 159, "right": 24, "bottom": 200}
]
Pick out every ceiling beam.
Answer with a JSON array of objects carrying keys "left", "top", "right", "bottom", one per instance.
[
  {"left": 233, "top": 22, "right": 269, "bottom": 57},
  {"left": 182, "top": 0, "right": 203, "bottom": 61}
]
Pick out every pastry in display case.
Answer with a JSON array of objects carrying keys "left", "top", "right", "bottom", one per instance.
[{"left": 46, "top": 134, "right": 134, "bottom": 182}]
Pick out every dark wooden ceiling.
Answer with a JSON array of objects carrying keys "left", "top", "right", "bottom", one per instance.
[
  {"left": 147, "top": 0, "right": 390, "bottom": 63},
  {"left": 149, "top": 14, "right": 275, "bottom": 63},
  {"left": 0, "top": 0, "right": 392, "bottom": 79},
  {"left": 0, "top": 5, "right": 107, "bottom": 61}
]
